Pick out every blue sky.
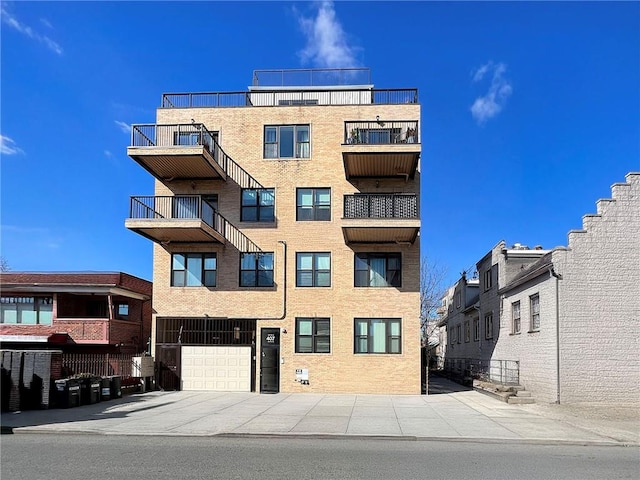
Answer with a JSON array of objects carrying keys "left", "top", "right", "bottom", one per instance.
[{"left": 1, "top": 1, "right": 638, "bottom": 286}]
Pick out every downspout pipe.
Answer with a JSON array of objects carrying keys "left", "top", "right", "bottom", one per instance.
[
  {"left": 549, "top": 266, "right": 563, "bottom": 404},
  {"left": 260, "top": 240, "right": 287, "bottom": 321}
]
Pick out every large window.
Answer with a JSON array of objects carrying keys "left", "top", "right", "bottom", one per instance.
[
  {"left": 354, "top": 318, "right": 401, "bottom": 354},
  {"left": 241, "top": 189, "right": 275, "bottom": 222},
  {"left": 296, "top": 188, "right": 330, "bottom": 221},
  {"left": 1, "top": 297, "right": 53, "bottom": 325},
  {"left": 172, "top": 253, "right": 217, "bottom": 287},
  {"left": 295, "top": 318, "right": 330, "bottom": 353},
  {"left": 264, "top": 125, "right": 310, "bottom": 159},
  {"left": 512, "top": 301, "right": 521, "bottom": 334},
  {"left": 530, "top": 294, "right": 540, "bottom": 331},
  {"left": 484, "top": 267, "right": 493, "bottom": 291},
  {"left": 354, "top": 253, "right": 401, "bottom": 287},
  {"left": 240, "top": 252, "right": 274, "bottom": 287},
  {"left": 473, "top": 317, "right": 480, "bottom": 341},
  {"left": 296, "top": 253, "right": 331, "bottom": 287}
]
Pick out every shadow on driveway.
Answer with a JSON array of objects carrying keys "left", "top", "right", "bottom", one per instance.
[{"left": 428, "top": 374, "right": 472, "bottom": 395}]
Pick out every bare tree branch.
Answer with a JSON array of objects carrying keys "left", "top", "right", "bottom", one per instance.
[
  {"left": 0, "top": 257, "right": 10, "bottom": 272},
  {"left": 420, "top": 256, "right": 448, "bottom": 342}
]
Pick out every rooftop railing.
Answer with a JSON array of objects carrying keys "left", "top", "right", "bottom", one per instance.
[
  {"left": 344, "top": 194, "right": 418, "bottom": 219},
  {"left": 344, "top": 120, "right": 419, "bottom": 145},
  {"left": 161, "top": 88, "right": 418, "bottom": 108},
  {"left": 252, "top": 68, "right": 372, "bottom": 87}
]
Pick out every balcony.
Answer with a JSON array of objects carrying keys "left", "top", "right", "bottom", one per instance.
[
  {"left": 125, "top": 195, "right": 227, "bottom": 245},
  {"left": 127, "top": 124, "right": 228, "bottom": 184},
  {"left": 342, "top": 120, "right": 420, "bottom": 179},
  {"left": 342, "top": 194, "right": 420, "bottom": 244}
]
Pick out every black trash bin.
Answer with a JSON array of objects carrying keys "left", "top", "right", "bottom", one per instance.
[
  {"left": 79, "top": 377, "right": 101, "bottom": 405},
  {"left": 100, "top": 377, "right": 111, "bottom": 401},
  {"left": 55, "top": 378, "right": 80, "bottom": 408},
  {"left": 108, "top": 376, "right": 122, "bottom": 399}
]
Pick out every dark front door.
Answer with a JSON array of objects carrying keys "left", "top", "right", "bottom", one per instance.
[
  {"left": 260, "top": 329, "right": 280, "bottom": 393},
  {"left": 156, "top": 344, "right": 181, "bottom": 391}
]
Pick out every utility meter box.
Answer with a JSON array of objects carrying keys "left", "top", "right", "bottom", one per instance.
[{"left": 132, "top": 356, "right": 154, "bottom": 377}]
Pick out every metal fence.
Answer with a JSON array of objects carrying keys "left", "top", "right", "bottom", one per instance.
[
  {"left": 443, "top": 358, "right": 520, "bottom": 386},
  {"left": 61, "top": 353, "right": 143, "bottom": 379}
]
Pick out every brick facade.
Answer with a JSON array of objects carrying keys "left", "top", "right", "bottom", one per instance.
[
  {"left": 135, "top": 73, "right": 422, "bottom": 394},
  {"left": 0, "top": 272, "right": 152, "bottom": 352}
]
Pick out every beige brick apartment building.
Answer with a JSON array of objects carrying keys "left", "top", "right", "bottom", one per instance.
[{"left": 125, "top": 68, "right": 421, "bottom": 394}]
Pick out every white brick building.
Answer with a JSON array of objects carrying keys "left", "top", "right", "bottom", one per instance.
[{"left": 440, "top": 172, "right": 639, "bottom": 405}]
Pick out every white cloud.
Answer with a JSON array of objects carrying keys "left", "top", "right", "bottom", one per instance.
[
  {"left": 114, "top": 120, "right": 131, "bottom": 134},
  {"left": 104, "top": 150, "right": 113, "bottom": 158},
  {"left": 470, "top": 62, "right": 513, "bottom": 124},
  {"left": 297, "top": 1, "right": 358, "bottom": 68},
  {"left": 40, "top": 18, "right": 53, "bottom": 29},
  {"left": 0, "top": 135, "right": 25, "bottom": 155},
  {"left": 1, "top": 5, "right": 63, "bottom": 55}
]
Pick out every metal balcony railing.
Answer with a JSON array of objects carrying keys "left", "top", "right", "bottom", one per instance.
[
  {"left": 130, "top": 124, "right": 262, "bottom": 189},
  {"left": 129, "top": 196, "right": 261, "bottom": 253},
  {"left": 161, "top": 88, "right": 418, "bottom": 108},
  {"left": 344, "top": 194, "right": 418, "bottom": 219},
  {"left": 344, "top": 120, "right": 419, "bottom": 145}
]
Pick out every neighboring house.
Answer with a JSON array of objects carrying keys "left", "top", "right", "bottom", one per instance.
[
  {"left": 124, "top": 67, "right": 421, "bottom": 393},
  {"left": 0, "top": 272, "right": 152, "bottom": 353},
  {"left": 438, "top": 172, "right": 640, "bottom": 404}
]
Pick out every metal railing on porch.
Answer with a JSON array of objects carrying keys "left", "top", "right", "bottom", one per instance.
[
  {"left": 443, "top": 358, "right": 520, "bottom": 386},
  {"left": 344, "top": 194, "right": 418, "bottom": 219},
  {"left": 344, "top": 120, "right": 419, "bottom": 145}
]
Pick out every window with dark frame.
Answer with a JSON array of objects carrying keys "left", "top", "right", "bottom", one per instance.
[
  {"left": 116, "top": 302, "right": 129, "bottom": 320},
  {"left": 240, "top": 252, "right": 274, "bottom": 287},
  {"left": 264, "top": 125, "right": 310, "bottom": 159},
  {"left": 0, "top": 296, "right": 53, "bottom": 325},
  {"left": 484, "top": 268, "right": 493, "bottom": 291},
  {"left": 296, "top": 252, "right": 331, "bottom": 287},
  {"left": 473, "top": 317, "right": 480, "bottom": 341},
  {"left": 457, "top": 324, "right": 462, "bottom": 344},
  {"left": 171, "top": 253, "right": 217, "bottom": 287},
  {"left": 464, "top": 320, "right": 470, "bottom": 342},
  {"left": 530, "top": 294, "right": 540, "bottom": 331},
  {"left": 241, "top": 189, "right": 275, "bottom": 222},
  {"left": 295, "top": 318, "right": 330, "bottom": 353},
  {"left": 354, "top": 253, "right": 401, "bottom": 287},
  {"left": 354, "top": 318, "right": 401, "bottom": 354},
  {"left": 485, "top": 312, "right": 494, "bottom": 339},
  {"left": 296, "top": 188, "right": 331, "bottom": 221},
  {"left": 512, "top": 301, "right": 521, "bottom": 334}
]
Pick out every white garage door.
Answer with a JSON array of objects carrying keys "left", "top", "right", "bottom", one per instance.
[{"left": 181, "top": 346, "right": 252, "bottom": 391}]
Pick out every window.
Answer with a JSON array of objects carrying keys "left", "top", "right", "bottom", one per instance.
[
  {"left": 296, "top": 253, "right": 331, "bottom": 287},
  {"left": 172, "top": 253, "right": 217, "bottom": 287},
  {"left": 354, "top": 253, "right": 401, "bottom": 287},
  {"left": 296, "top": 188, "right": 330, "bottom": 221},
  {"left": 0, "top": 297, "right": 53, "bottom": 325},
  {"left": 473, "top": 317, "right": 480, "bottom": 341},
  {"left": 450, "top": 326, "right": 456, "bottom": 345},
  {"left": 485, "top": 313, "right": 493, "bottom": 339},
  {"left": 264, "top": 125, "right": 310, "bottom": 159},
  {"left": 240, "top": 252, "right": 274, "bottom": 287},
  {"left": 484, "top": 268, "right": 493, "bottom": 291},
  {"left": 116, "top": 302, "right": 129, "bottom": 320},
  {"left": 456, "top": 291, "right": 461, "bottom": 309},
  {"left": 295, "top": 318, "right": 330, "bottom": 353},
  {"left": 530, "top": 294, "right": 540, "bottom": 331},
  {"left": 457, "top": 324, "right": 462, "bottom": 344},
  {"left": 354, "top": 318, "right": 401, "bottom": 354},
  {"left": 464, "top": 320, "right": 470, "bottom": 342},
  {"left": 241, "top": 189, "right": 275, "bottom": 222},
  {"left": 512, "top": 301, "right": 521, "bottom": 334}
]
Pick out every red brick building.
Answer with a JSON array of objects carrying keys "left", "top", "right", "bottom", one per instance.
[{"left": 0, "top": 272, "right": 152, "bottom": 353}]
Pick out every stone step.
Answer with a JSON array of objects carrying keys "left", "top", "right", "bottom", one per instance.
[
  {"left": 508, "top": 396, "right": 536, "bottom": 405},
  {"left": 516, "top": 390, "right": 532, "bottom": 397}
]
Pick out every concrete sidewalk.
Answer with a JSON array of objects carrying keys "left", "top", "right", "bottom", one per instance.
[{"left": 1, "top": 377, "right": 638, "bottom": 446}]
